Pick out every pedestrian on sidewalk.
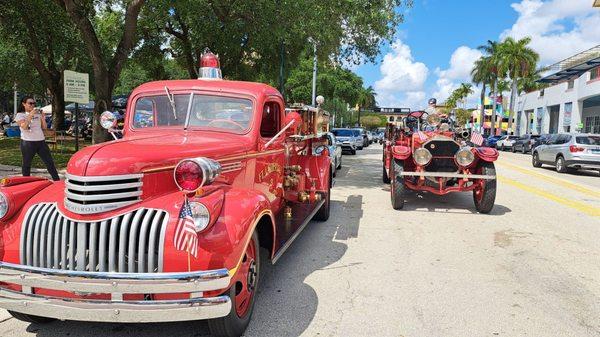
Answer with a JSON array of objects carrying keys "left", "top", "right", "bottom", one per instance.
[{"left": 14, "top": 96, "right": 60, "bottom": 181}]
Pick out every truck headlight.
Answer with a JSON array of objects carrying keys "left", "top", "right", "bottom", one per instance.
[
  {"left": 189, "top": 201, "right": 210, "bottom": 232},
  {"left": 455, "top": 147, "right": 475, "bottom": 167},
  {"left": 413, "top": 148, "right": 432, "bottom": 166},
  {"left": 0, "top": 192, "right": 8, "bottom": 220}
]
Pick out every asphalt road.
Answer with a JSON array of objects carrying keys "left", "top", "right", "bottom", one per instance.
[{"left": 1, "top": 146, "right": 599, "bottom": 337}]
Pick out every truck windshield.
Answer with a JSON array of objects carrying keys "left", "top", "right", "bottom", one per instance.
[{"left": 132, "top": 94, "right": 253, "bottom": 133}]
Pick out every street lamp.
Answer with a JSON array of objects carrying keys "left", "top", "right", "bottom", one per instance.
[{"left": 308, "top": 37, "right": 317, "bottom": 106}]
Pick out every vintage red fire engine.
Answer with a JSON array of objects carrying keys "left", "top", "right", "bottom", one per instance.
[
  {"left": 382, "top": 110, "right": 498, "bottom": 213},
  {"left": 0, "top": 51, "right": 333, "bottom": 337}
]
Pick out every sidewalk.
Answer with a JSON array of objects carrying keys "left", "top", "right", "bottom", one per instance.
[{"left": 0, "top": 164, "right": 66, "bottom": 180}]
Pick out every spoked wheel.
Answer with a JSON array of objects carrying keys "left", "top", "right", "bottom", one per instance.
[
  {"left": 532, "top": 152, "right": 542, "bottom": 167},
  {"left": 473, "top": 162, "right": 496, "bottom": 214},
  {"left": 390, "top": 158, "right": 405, "bottom": 210},
  {"left": 555, "top": 156, "right": 568, "bottom": 173},
  {"left": 208, "top": 231, "right": 260, "bottom": 337}
]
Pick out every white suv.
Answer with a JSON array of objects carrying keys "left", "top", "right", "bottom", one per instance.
[
  {"left": 532, "top": 133, "right": 600, "bottom": 173},
  {"left": 496, "top": 135, "right": 520, "bottom": 151}
]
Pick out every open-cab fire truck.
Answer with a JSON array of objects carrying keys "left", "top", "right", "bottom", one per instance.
[
  {"left": 0, "top": 50, "right": 333, "bottom": 337},
  {"left": 382, "top": 110, "right": 498, "bottom": 213}
]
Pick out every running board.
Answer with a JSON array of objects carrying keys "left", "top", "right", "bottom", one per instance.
[
  {"left": 400, "top": 171, "right": 496, "bottom": 180},
  {"left": 272, "top": 199, "right": 326, "bottom": 264}
]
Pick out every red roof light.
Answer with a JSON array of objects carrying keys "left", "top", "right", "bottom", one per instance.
[{"left": 198, "top": 48, "right": 222, "bottom": 79}]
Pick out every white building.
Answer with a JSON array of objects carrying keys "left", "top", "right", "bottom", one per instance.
[{"left": 515, "top": 45, "right": 600, "bottom": 136}]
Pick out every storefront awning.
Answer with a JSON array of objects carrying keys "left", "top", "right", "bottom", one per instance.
[{"left": 539, "top": 45, "right": 600, "bottom": 84}]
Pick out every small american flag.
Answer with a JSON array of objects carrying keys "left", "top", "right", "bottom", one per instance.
[
  {"left": 417, "top": 131, "right": 428, "bottom": 142},
  {"left": 470, "top": 131, "right": 484, "bottom": 146},
  {"left": 174, "top": 197, "right": 198, "bottom": 258}
]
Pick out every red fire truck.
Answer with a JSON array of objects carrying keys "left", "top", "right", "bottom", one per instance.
[{"left": 0, "top": 50, "right": 332, "bottom": 337}]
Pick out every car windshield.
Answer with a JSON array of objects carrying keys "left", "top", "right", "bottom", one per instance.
[
  {"left": 132, "top": 93, "right": 253, "bottom": 133},
  {"left": 332, "top": 129, "right": 354, "bottom": 137},
  {"left": 576, "top": 136, "right": 600, "bottom": 145}
]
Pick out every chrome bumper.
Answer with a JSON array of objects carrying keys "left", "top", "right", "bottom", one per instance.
[
  {"left": 0, "top": 262, "right": 232, "bottom": 322},
  {"left": 400, "top": 171, "right": 496, "bottom": 180}
]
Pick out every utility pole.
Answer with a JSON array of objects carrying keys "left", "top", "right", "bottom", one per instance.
[
  {"left": 13, "top": 83, "right": 18, "bottom": 115},
  {"left": 309, "top": 38, "right": 317, "bottom": 106}
]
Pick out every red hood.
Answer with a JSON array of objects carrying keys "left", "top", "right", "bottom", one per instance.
[{"left": 67, "top": 132, "right": 253, "bottom": 176}]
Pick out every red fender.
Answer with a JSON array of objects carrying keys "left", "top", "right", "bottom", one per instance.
[
  {"left": 392, "top": 145, "right": 412, "bottom": 160},
  {"left": 291, "top": 155, "right": 331, "bottom": 192},
  {"left": 0, "top": 179, "right": 53, "bottom": 223},
  {"left": 474, "top": 147, "right": 499, "bottom": 162}
]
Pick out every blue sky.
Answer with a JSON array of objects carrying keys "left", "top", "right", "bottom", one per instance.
[{"left": 354, "top": 0, "right": 600, "bottom": 109}]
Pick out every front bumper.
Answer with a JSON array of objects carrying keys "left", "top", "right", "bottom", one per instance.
[
  {"left": 341, "top": 142, "right": 357, "bottom": 150},
  {"left": 400, "top": 171, "right": 496, "bottom": 179},
  {"left": 0, "top": 262, "right": 232, "bottom": 322}
]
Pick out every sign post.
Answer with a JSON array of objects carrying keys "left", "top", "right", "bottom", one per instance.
[{"left": 64, "top": 70, "right": 89, "bottom": 151}]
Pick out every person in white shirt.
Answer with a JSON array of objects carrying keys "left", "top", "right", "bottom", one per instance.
[
  {"left": 14, "top": 96, "right": 59, "bottom": 181},
  {"left": 1, "top": 113, "right": 10, "bottom": 129}
]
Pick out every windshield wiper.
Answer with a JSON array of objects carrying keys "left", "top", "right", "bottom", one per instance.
[{"left": 164, "top": 86, "right": 177, "bottom": 120}]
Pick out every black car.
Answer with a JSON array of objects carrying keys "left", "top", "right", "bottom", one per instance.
[{"left": 512, "top": 134, "right": 541, "bottom": 153}]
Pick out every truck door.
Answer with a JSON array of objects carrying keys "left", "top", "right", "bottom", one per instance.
[{"left": 256, "top": 98, "right": 285, "bottom": 213}]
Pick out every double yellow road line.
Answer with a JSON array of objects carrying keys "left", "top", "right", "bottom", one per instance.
[{"left": 497, "top": 161, "right": 600, "bottom": 217}]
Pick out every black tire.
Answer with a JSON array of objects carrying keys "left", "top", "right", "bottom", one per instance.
[
  {"left": 473, "top": 162, "right": 496, "bottom": 214},
  {"left": 511, "top": 145, "right": 516, "bottom": 153},
  {"left": 555, "top": 156, "right": 568, "bottom": 173},
  {"left": 522, "top": 145, "right": 526, "bottom": 154},
  {"left": 337, "top": 156, "right": 342, "bottom": 169},
  {"left": 532, "top": 152, "right": 542, "bottom": 168},
  {"left": 8, "top": 311, "right": 55, "bottom": 324},
  {"left": 357, "top": 146, "right": 363, "bottom": 150},
  {"left": 390, "top": 159, "right": 405, "bottom": 210},
  {"left": 313, "top": 170, "right": 331, "bottom": 221},
  {"left": 208, "top": 231, "right": 260, "bottom": 337},
  {"left": 351, "top": 149, "right": 357, "bottom": 155},
  {"left": 332, "top": 163, "right": 337, "bottom": 178}
]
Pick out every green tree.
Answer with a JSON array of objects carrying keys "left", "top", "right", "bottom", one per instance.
[
  {"left": 360, "top": 115, "right": 385, "bottom": 129},
  {"left": 471, "top": 56, "right": 494, "bottom": 132},
  {"left": 477, "top": 40, "right": 503, "bottom": 136},
  {"left": 497, "top": 36, "right": 539, "bottom": 133},
  {"left": 0, "top": 0, "right": 86, "bottom": 130},
  {"left": 53, "top": 0, "right": 146, "bottom": 143}
]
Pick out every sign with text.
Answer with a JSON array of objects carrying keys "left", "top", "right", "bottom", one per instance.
[{"left": 64, "top": 70, "right": 89, "bottom": 104}]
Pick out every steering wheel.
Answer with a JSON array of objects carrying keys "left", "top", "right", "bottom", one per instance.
[{"left": 207, "top": 119, "right": 245, "bottom": 130}]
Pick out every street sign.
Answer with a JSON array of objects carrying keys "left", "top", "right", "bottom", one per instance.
[{"left": 64, "top": 70, "right": 89, "bottom": 104}]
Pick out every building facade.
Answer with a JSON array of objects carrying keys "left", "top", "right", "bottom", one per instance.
[{"left": 514, "top": 46, "right": 600, "bottom": 136}]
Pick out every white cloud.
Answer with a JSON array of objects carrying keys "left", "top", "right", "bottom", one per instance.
[
  {"left": 374, "top": 39, "right": 429, "bottom": 108},
  {"left": 501, "top": 0, "right": 600, "bottom": 65},
  {"left": 432, "top": 46, "right": 482, "bottom": 103}
]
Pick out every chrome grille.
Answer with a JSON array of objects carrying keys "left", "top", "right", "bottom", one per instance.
[
  {"left": 65, "top": 173, "right": 143, "bottom": 214},
  {"left": 20, "top": 203, "right": 168, "bottom": 273}
]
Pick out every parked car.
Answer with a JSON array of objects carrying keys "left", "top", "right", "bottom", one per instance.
[
  {"left": 366, "top": 131, "right": 374, "bottom": 144},
  {"left": 377, "top": 132, "right": 385, "bottom": 144},
  {"left": 0, "top": 51, "right": 334, "bottom": 337},
  {"left": 332, "top": 128, "right": 361, "bottom": 154},
  {"left": 353, "top": 128, "right": 369, "bottom": 148},
  {"left": 512, "top": 134, "right": 541, "bottom": 153},
  {"left": 496, "top": 135, "right": 520, "bottom": 151},
  {"left": 532, "top": 133, "right": 552, "bottom": 149},
  {"left": 532, "top": 133, "right": 600, "bottom": 173},
  {"left": 485, "top": 135, "right": 502, "bottom": 148},
  {"left": 323, "top": 132, "right": 343, "bottom": 175}
]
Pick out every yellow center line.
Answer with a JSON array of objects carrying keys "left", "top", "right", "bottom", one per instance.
[
  {"left": 497, "top": 161, "right": 600, "bottom": 199},
  {"left": 497, "top": 176, "right": 600, "bottom": 217}
]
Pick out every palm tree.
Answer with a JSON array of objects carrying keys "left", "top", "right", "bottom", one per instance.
[
  {"left": 471, "top": 56, "right": 494, "bottom": 132},
  {"left": 357, "top": 86, "right": 377, "bottom": 125},
  {"left": 477, "top": 40, "right": 503, "bottom": 136},
  {"left": 497, "top": 37, "right": 539, "bottom": 133},
  {"left": 457, "top": 83, "right": 473, "bottom": 108}
]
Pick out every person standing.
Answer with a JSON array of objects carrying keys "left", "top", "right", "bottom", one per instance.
[
  {"left": 14, "top": 96, "right": 60, "bottom": 181},
  {"left": 1, "top": 113, "right": 10, "bottom": 129}
]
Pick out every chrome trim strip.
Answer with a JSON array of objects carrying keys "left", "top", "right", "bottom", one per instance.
[
  {"left": 0, "top": 289, "right": 231, "bottom": 323},
  {"left": 64, "top": 199, "right": 139, "bottom": 214},
  {"left": 65, "top": 173, "right": 143, "bottom": 182},
  {"left": 66, "top": 181, "right": 143, "bottom": 191},
  {"left": 0, "top": 262, "right": 231, "bottom": 293},
  {"left": 400, "top": 171, "right": 496, "bottom": 179},
  {"left": 272, "top": 199, "right": 326, "bottom": 264},
  {"left": 66, "top": 190, "right": 142, "bottom": 202}
]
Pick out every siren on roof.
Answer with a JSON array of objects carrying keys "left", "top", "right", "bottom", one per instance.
[{"left": 198, "top": 48, "right": 222, "bottom": 80}]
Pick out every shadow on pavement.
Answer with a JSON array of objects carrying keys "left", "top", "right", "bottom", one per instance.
[
  {"left": 540, "top": 166, "right": 600, "bottom": 177},
  {"left": 23, "top": 195, "right": 362, "bottom": 337}
]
